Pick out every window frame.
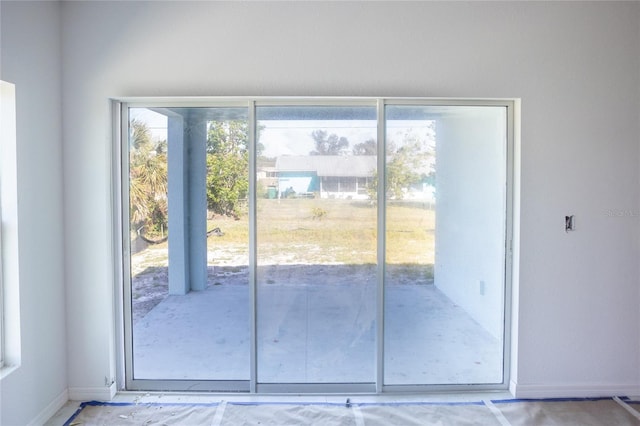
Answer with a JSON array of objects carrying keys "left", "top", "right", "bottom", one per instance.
[
  {"left": 0, "top": 204, "right": 4, "bottom": 369},
  {"left": 0, "top": 80, "right": 20, "bottom": 376},
  {"left": 113, "top": 97, "right": 515, "bottom": 394}
]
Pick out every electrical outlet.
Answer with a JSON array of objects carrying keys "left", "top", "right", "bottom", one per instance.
[
  {"left": 479, "top": 280, "right": 485, "bottom": 296},
  {"left": 565, "top": 215, "right": 574, "bottom": 232}
]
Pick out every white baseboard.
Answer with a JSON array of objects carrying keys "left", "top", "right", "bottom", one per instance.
[
  {"left": 27, "top": 388, "right": 69, "bottom": 426},
  {"left": 510, "top": 381, "right": 640, "bottom": 399},
  {"left": 68, "top": 382, "right": 116, "bottom": 401}
]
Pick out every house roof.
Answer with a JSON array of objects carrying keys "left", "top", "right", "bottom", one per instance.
[{"left": 275, "top": 155, "right": 376, "bottom": 177}]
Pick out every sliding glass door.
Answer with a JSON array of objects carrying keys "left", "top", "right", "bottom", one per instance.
[
  {"left": 125, "top": 107, "right": 251, "bottom": 389},
  {"left": 255, "top": 106, "right": 377, "bottom": 390},
  {"left": 121, "top": 98, "right": 512, "bottom": 393},
  {"left": 383, "top": 105, "right": 507, "bottom": 388}
]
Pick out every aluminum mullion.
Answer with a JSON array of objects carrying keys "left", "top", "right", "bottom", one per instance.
[
  {"left": 252, "top": 98, "right": 375, "bottom": 108},
  {"left": 120, "top": 104, "right": 135, "bottom": 390},
  {"left": 382, "top": 383, "right": 509, "bottom": 393},
  {"left": 502, "top": 101, "right": 516, "bottom": 388},
  {"left": 248, "top": 101, "right": 258, "bottom": 393},
  {"left": 127, "top": 380, "right": 249, "bottom": 393},
  {"left": 111, "top": 101, "right": 125, "bottom": 391},
  {"left": 376, "top": 99, "right": 386, "bottom": 393},
  {"left": 382, "top": 98, "right": 514, "bottom": 107},
  {"left": 115, "top": 99, "right": 251, "bottom": 109},
  {"left": 257, "top": 383, "right": 376, "bottom": 394}
]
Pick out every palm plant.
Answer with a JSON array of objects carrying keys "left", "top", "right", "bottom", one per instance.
[{"left": 129, "top": 119, "right": 168, "bottom": 239}]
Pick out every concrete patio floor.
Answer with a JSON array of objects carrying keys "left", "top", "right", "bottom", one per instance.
[{"left": 132, "top": 266, "right": 503, "bottom": 387}]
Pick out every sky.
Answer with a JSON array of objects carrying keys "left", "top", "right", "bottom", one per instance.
[
  {"left": 258, "top": 119, "right": 376, "bottom": 157},
  {"left": 129, "top": 108, "right": 435, "bottom": 157}
]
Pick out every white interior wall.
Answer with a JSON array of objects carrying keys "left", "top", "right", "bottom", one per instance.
[
  {"left": 0, "top": 2, "right": 638, "bottom": 421},
  {"left": 60, "top": 0, "right": 640, "bottom": 399},
  {"left": 0, "top": 2, "right": 67, "bottom": 425}
]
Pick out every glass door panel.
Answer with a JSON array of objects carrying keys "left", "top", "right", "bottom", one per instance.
[
  {"left": 383, "top": 105, "right": 507, "bottom": 385},
  {"left": 128, "top": 108, "right": 171, "bottom": 380},
  {"left": 255, "top": 105, "right": 378, "bottom": 384},
  {"left": 128, "top": 107, "right": 250, "bottom": 383}
]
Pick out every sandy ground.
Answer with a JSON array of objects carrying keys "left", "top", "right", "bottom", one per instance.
[
  {"left": 131, "top": 245, "right": 433, "bottom": 323},
  {"left": 129, "top": 248, "right": 503, "bottom": 385},
  {"left": 131, "top": 277, "right": 502, "bottom": 384}
]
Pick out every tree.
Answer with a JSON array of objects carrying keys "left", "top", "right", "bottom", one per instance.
[
  {"left": 385, "top": 146, "right": 422, "bottom": 199},
  {"left": 206, "top": 120, "right": 249, "bottom": 218},
  {"left": 353, "top": 139, "right": 377, "bottom": 155},
  {"left": 367, "top": 132, "right": 434, "bottom": 200},
  {"left": 310, "top": 130, "right": 349, "bottom": 155},
  {"left": 206, "top": 152, "right": 248, "bottom": 218},
  {"left": 207, "top": 121, "right": 264, "bottom": 157},
  {"left": 129, "top": 119, "right": 168, "bottom": 238},
  {"left": 352, "top": 139, "right": 377, "bottom": 155}
]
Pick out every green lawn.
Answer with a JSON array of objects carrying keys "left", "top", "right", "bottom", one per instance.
[
  {"left": 206, "top": 198, "right": 434, "bottom": 265},
  {"left": 133, "top": 198, "right": 435, "bottom": 273}
]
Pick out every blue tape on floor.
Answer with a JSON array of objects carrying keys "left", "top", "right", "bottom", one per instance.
[
  {"left": 227, "top": 401, "right": 349, "bottom": 407},
  {"left": 228, "top": 400, "right": 486, "bottom": 407},
  {"left": 63, "top": 400, "right": 221, "bottom": 426},
  {"left": 62, "top": 396, "right": 629, "bottom": 426},
  {"left": 491, "top": 396, "right": 617, "bottom": 404},
  {"left": 355, "top": 401, "right": 487, "bottom": 407},
  {"left": 81, "top": 400, "right": 220, "bottom": 407}
]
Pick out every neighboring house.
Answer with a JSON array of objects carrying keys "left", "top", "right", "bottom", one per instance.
[
  {"left": 257, "top": 166, "right": 278, "bottom": 190},
  {"left": 273, "top": 155, "right": 377, "bottom": 200}
]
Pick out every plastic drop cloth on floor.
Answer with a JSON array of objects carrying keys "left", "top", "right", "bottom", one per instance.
[{"left": 64, "top": 397, "right": 640, "bottom": 426}]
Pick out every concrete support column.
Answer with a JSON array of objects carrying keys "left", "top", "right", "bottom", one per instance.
[
  {"left": 168, "top": 114, "right": 189, "bottom": 295},
  {"left": 167, "top": 112, "right": 209, "bottom": 294},
  {"left": 187, "top": 114, "right": 208, "bottom": 291}
]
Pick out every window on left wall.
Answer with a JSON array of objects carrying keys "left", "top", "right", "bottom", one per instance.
[
  {"left": 0, "top": 80, "right": 20, "bottom": 373},
  {"left": 0, "top": 206, "right": 3, "bottom": 369}
]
